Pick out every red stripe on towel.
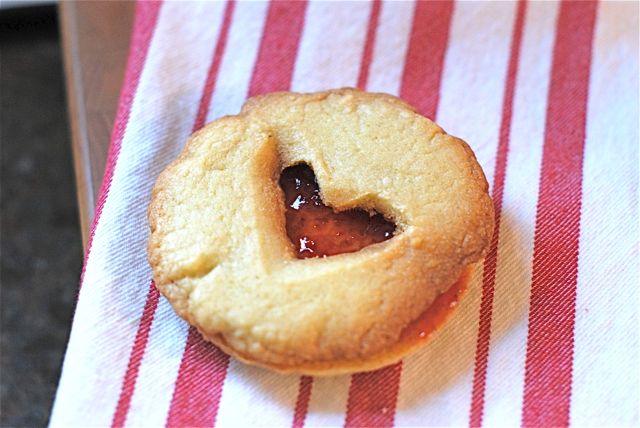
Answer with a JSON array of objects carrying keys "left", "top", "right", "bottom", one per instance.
[
  {"left": 193, "top": 0, "right": 237, "bottom": 132},
  {"left": 356, "top": 0, "right": 382, "bottom": 90},
  {"left": 165, "top": 329, "right": 231, "bottom": 427},
  {"left": 248, "top": 1, "right": 308, "bottom": 97},
  {"left": 291, "top": 376, "right": 314, "bottom": 428},
  {"left": 344, "top": 363, "right": 403, "bottom": 428},
  {"left": 521, "top": 2, "right": 598, "bottom": 426},
  {"left": 112, "top": 283, "right": 160, "bottom": 428},
  {"left": 468, "top": 2, "right": 527, "bottom": 426},
  {"left": 399, "top": 0, "right": 454, "bottom": 120}
]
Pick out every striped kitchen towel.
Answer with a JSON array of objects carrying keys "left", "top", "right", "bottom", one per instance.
[{"left": 50, "top": 1, "right": 639, "bottom": 427}]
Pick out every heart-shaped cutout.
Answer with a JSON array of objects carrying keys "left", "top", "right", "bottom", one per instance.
[{"left": 279, "top": 164, "right": 396, "bottom": 259}]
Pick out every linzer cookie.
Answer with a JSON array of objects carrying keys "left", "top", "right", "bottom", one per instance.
[{"left": 147, "top": 88, "right": 494, "bottom": 375}]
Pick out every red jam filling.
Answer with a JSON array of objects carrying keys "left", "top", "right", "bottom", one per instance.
[
  {"left": 399, "top": 267, "right": 472, "bottom": 344},
  {"left": 279, "top": 164, "right": 395, "bottom": 259}
]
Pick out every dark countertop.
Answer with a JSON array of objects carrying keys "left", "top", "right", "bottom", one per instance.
[{"left": 1, "top": 6, "right": 82, "bottom": 427}]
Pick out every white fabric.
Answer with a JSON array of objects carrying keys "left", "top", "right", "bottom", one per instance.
[{"left": 50, "top": 1, "right": 639, "bottom": 427}]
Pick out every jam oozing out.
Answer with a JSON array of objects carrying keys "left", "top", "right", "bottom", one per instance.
[
  {"left": 279, "top": 164, "right": 396, "bottom": 259},
  {"left": 400, "top": 267, "right": 472, "bottom": 343}
]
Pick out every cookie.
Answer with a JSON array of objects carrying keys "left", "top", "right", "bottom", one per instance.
[{"left": 148, "top": 88, "right": 494, "bottom": 375}]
